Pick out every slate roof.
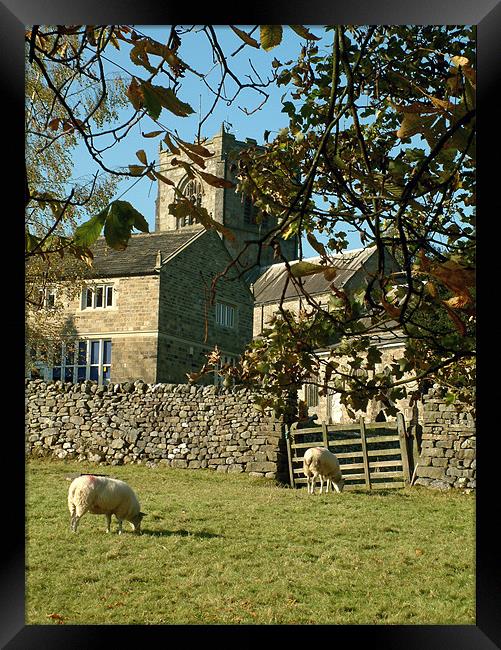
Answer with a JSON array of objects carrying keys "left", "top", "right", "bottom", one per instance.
[
  {"left": 87, "top": 228, "right": 205, "bottom": 278},
  {"left": 252, "top": 246, "right": 378, "bottom": 304}
]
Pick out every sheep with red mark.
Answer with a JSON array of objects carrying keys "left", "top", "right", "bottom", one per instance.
[
  {"left": 303, "top": 447, "right": 345, "bottom": 494},
  {"left": 67, "top": 474, "right": 145, "bottom": 534}
]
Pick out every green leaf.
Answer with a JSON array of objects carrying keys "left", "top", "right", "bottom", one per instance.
[
  {"left": 260, "top": 25, "right": 283, "bottom": 52},
  {"left": 74, "top": 201, "right": 149, "bottom": 252},
  {"left": 73, "top": 211, "right": 107, "bottom": 248},
  {"left": 103, "top": 201, "right": 149, "bottom": 251},
  {"left": 290, "top": 261, "right": 326, "bottom": 278},
  {"left": 143, "top": 82, "right": 194, "bottom": 117},
  {"left": 140, "top": 81, "right": 162, "bottom": 120},
  {"left": 306, "top": 232, "right": 327, "bottom": 257}
]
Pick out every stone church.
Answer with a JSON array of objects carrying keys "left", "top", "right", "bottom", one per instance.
[
  {"left": 155, "top": 125, "right": 298, "bottom": 272},
  {"left": 28, "top": 128, "right": 298, "bottom": 386}
]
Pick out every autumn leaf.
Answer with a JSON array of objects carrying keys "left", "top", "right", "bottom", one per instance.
[
  {"left": 381, "top": 296, "right": 401, "bottom": 319},
  {"left": 442, "top": 302, "right": 467, "bottom": 336},
  {"left": 289, "top": 25, "right": 320, "bottom": 41},
  {"left": 126, "top": 77, "right": 144, "bottom": 112},
  {"left": 128, "top": 164, "right": 146, "bottom": 176},
  {"left": 177, "top": 139, "right": 214, "bottom": 158},
  {"left": 424, "top": 281, "right": 438, "bottom": 298},
  {"left": 135, "top": 149, "right": 147, "bottom": 165},
  {"left": 443, "top": 295, "right": 471, "bottom": 310},
  {"left": 47, "top": 613, "right": 65, "bottom": 624},
  {"left": 152, "top": 170, "right": 174, "bottom": 186},
  {"left": 163, "top": 133, "right": 181, "bottom": 155},
  {"left": 260, "top": 25, "right": 283, "bottom": 52},
  {"left": 169, "top": 197, "right": 236, "bottom": 241},
  {"left": 451, "top": 55, "right": 469, "bottom": 68},
  {"left": 178, "top": 144, "right": 207, "bottom": 168},
  {"left": 196, "top": 170, "right": 234, "bottom": 189},
  {"left": 323, "top": 267, "right": 338, "bottom": 282},
  {"left": 229, "top": 25, "right": 260, "bottom": 48}
]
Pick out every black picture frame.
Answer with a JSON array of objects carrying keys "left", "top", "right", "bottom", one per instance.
[{"left": 4, "top": 1, "right": 497, "bottom": 647}]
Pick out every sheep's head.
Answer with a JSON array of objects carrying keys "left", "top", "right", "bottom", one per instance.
[
  {"left": 338, "top": 478, "right": 345, "bottom": 493},
  {"left": 131, "top": 511, "right": 146, "bottom": 534}
]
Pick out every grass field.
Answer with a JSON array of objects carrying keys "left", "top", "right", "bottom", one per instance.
[{"left": 26, "top": 458, "right": 475, "bottom": 625}]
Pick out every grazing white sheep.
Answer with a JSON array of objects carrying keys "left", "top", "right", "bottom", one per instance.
[
  {"left": 303, "top": 447, "right": 345, "bottom": 494},
  {"left": 67, "top": 474, "right": 145, "bottom": 534}
]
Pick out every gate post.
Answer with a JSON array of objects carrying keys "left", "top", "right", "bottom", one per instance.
[
  {"left": 397, "top": 413, "right": 412, "bottom": 485},
  {"left": 285, "top": 423, "right": 295, "bottom": 488},
  {"left": 321, "top": 422, "right": 329, "bottom": 449},
  {"left": 359, "top": 417, "right": 372, "bottom": 490}
]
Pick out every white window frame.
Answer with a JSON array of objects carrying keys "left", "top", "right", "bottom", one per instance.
[
  {"left": 215, "top": 301, "right": 236, "bottom": 329},
  {"left": 42, "top": 339, "right": 112, "bottom": 385},
  {"left": 81, "top": 284, "right": 114, "bottom": 310},
  {"left": 37, "top": 287, "right": 57, "bottom": 309}
]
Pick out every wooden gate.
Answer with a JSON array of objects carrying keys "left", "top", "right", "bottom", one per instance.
[{"left": 285, "top": 414, "right": 415, "bottom": 491}]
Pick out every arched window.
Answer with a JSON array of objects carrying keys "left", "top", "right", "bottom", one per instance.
[{"left": 178, "top": 178, "right": 203, "bottom": 227}]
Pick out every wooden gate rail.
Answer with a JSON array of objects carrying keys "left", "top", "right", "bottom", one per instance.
[{"left": 285, "top": 413, "right": 415, "bottom": 491}]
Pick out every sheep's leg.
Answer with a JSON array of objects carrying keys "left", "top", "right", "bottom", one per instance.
[
  {"left": 325, "top": 478, "right": 330, "bottom": 493},
  {"left": 69, "top": 505, "right": 77, "bottom": 532},
  {"left": 70, "top": 511, "right": 79, "bottom": 532},
  {"left": 319, "top": 475, "right": 324, "bottom": 494},
  {"left": 105, "top": 513, "right": 112, "bottom": 533},
  {"left": 70, "top": 505, "right": 86, "bottom": 532},
  {"left": 333, "top": 482, "right": 341, "bottom": 493},
  {"left": 117, "top": 518, "right": 123, "bottom": 535}
]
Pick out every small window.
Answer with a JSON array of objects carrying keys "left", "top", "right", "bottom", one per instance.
[
  {"left": 82, "top": 284, "right": 114, "bottom": 310},
  {"left": 243, "top": 195, "right": 256, "bottom": 225},
  {"left": 106, "top": 285, "right": 113, "bottom": 307},
  {"left": 38, "top": 287, "right": 57, "bottom": 309},
  {"left": 305, "top": 378, "right": 319, "bottom": 408},
  {"left": 96, "top": 286, "right": 103, "bottom": 308},
  {"left": 216, "top": 302, "right": 236, "bottom": 328}
]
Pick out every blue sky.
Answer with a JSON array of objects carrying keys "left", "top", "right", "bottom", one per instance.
[{"left": 72, "top": 25, "right": 362, "bottom": 256}]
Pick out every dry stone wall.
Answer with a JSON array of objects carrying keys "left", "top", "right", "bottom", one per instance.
[
  {"left": 25, "top": 379, "right": 287, "bottom": 481},
  {"left": 414, "top": 386, "right": 476, "bottom": 490}
]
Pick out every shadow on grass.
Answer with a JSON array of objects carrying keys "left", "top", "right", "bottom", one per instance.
[
  {"left": 143, "top": 528, "right": 222, "bottom": 539},
  {"left": 346, "top": 488, "right": 412, "bottom": 497}
]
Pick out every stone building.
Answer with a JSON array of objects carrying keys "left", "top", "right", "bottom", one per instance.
[
  {"left": 155, "top": 125, "right": 298, "bottom": 272},
  {"left": 251, "top": 246, "right": 421, "bottom": 426},
  {"left": 29, "top": 228, "right": 254, "bottom": 385},
  {"left": 28, "top": 128, "right": 299, "bottom": 387}
]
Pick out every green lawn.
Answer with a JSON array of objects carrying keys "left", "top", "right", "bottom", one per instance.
[{"left": 26, "top": 458, "right": 475, "bottom": 625}]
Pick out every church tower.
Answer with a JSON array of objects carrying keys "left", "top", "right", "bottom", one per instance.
[{"left": 154, "top": 125, "right": 298, "bottom": 275}]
